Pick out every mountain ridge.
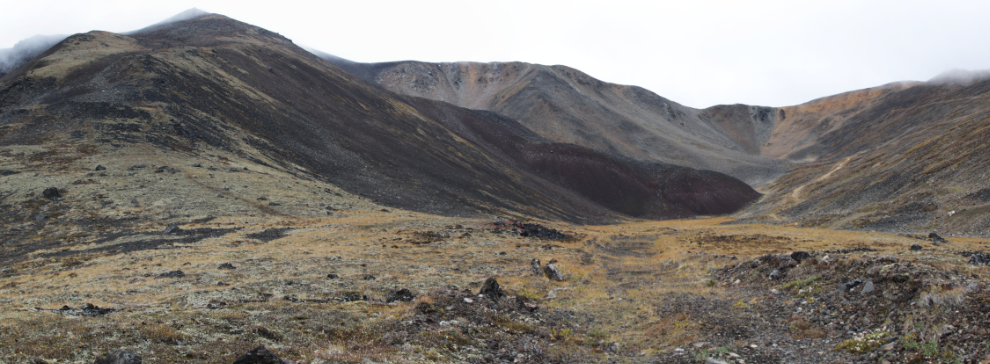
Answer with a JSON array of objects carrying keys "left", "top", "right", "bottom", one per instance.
[{"left": 0, "top": 12, "right": 760, "bottom": 226}]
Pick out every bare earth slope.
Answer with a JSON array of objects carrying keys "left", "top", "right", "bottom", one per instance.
[
  {"left": 0, "top": 14, "right": 760, "bottom": 228},
  {"left": 321, "top": 59, "right": 789, "bottom": 186}
]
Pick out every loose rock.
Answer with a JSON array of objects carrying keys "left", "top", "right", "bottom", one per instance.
[
  {"left": 768, "top": 269, "right": 783, "bottom": 280},
  {"left": 841, "top": 278, "right": 863, "bottom": 291},
  {"left": 969, "top": 253, "right": 990, "bottom": 266},
  {"left": 862, "top": 280, "right": 875, "bottom": 294}
]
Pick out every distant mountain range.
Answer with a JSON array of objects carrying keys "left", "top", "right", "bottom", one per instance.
[{"left": 2, "top": 10, "right": 988, "bottom": 235}]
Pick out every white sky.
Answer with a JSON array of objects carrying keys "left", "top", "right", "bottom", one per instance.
[{"left": 2, "top": 0, "right": 989, "bottom": 108}]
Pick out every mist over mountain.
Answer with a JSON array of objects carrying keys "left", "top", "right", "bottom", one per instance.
[{"left": 0, "top": 34, "right": 67, "bottom": 78}]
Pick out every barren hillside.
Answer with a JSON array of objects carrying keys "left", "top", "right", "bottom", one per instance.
[{"left": 321, "top": 59, "right": 789, "bottom": 186}]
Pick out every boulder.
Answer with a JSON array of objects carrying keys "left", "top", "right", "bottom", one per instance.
[
  {"left": 479, "top": 277, "right": 506, "bottom": 301},
  {"left": 156, "top": 270, "right": 185, "bottom": 278},
  {"left": 164, "top": 223, "right": 181, "bottom": 234},
  {"left": 790, "top": 251, "right": 811, "bottom": 262},
  {"left": 93, "top": 349, "right": 141, "bottom": 364},
  {"left": 544, "top": 262, "right": 564, "bottom": 281},
  {"left": 231, "top": 346, "right": 291, "bottom": 364},
  {"left": 386, "top": 288, "right": 416, "bottom": 303},
  {"left": 42, "top": 187, "right": 61, "bottom": 200}
]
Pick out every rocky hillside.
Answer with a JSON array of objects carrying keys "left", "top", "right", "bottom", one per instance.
[
  {"left": 320, "top": 59, "right": 789, "bottom": 186},
  {"left": 741, "top": 80, "right": 990, "bottom": 237},
  {"left": 0, "top": 13, "right": 760, "bottom": 225},
  {"left": 322, "top": 57, "right": 990, "bottom": 237}
]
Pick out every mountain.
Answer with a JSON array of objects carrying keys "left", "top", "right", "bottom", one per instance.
[
  {"left": 0, "top": 13, "right": 760, "bottom": 228},
  {"left": 316, "top": 59, "right": 789, "bottom": 186},
  {"left": 317, "top": 57, "right": 990, "bottom": 237}
]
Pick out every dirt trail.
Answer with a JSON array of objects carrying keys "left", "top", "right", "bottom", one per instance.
[{"left": 789, "top": 154, "right": 856, "bottom": 203}]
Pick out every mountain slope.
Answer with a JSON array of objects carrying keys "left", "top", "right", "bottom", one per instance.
[
  {"left": 0, "top": 13, "right": 760, "bottom": 225},
  {"left": 740, "top": 80, "right": 990, "bottom": 236},
  {"left": 320, "top": 59, "right": 789, "bottom": 186}
]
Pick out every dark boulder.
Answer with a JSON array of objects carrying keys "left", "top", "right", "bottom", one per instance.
[
  {"left": 790, "top": 251, "right": 811, "bottom": 262},
  {"left": 93, "top": 349, "right": 141, "bottom": 364},
  {"left": 928, "top": 232, "right": 947, "bottom": 243},
  {"left": 326, "top": 273, "right": 340, "bottom": 279},
  {"left": 218, "top": 263, "right": 236, "bottom": 270},
  {"left": 910, "top": 244, "right": 923, "bottom": 251},
  {"left": 479, "top": 277, "right": 506, "bottom": 301},
  {"left": 386, "top": 288, "right": 416, "bottom": 303},
  {"left": 164, "top": 223, "right": 181, "bottom": 234},
  {"left": 95, "top": 165, "right": 107, "bottom": 171},
  {"left": 155, "top": 166, "right": 180, "bottom": 174},
  {"left": 231, "top": 346, "right": 290, "bottom": 364},
  {"left": 156, "top": 270, "right": 185, "bottom": 278},
  {"left": 42, "top": 187, "right": 61, "bottom": 200}
]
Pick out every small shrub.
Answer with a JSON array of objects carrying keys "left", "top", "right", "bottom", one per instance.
[
  {"left": 781, "top": 274, "right": 821, "bottom": 291},
  {"left": 835, "top": 331, "right": 889, "bottom": 354},
  {"left": 140, "top": 324, "right": 186, "bottom": 344}
]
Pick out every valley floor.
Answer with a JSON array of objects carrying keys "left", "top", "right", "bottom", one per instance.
[{"left": 2, "top": 212, "right": 989, "bottom": 364}]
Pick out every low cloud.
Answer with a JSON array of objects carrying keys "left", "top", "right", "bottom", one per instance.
[
  {"left": 0, "top": 34, "right": 67, "bottom": 78},
  {"left": 126, "top": 8, "right": 211, "bottom": 35},
  {"left": 927, "top": 68, "right": 990, "bottom": 86}
]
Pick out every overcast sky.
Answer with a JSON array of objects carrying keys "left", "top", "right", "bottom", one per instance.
[{"left": 2, "top": 0, "right": 989, "bottom": 108}]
